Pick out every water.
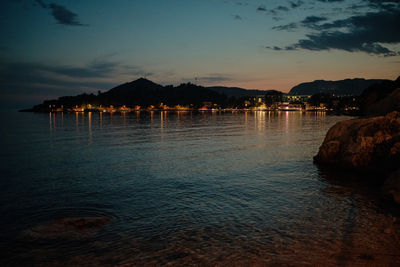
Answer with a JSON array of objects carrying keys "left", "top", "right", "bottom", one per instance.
[{"left": 0, "top": 111, "right": 399, "bottom": 266}]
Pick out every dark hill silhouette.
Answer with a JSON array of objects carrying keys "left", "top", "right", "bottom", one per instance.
[
  {"left": 99, "top": 79, "right": 227, "bottom": 107},
  {"left": 289, "top": 78, "right": 388, "bottom": 96},
  {"left": 99, "top": 78, "right": 165, "bottom": 106},
  {"left": 207, "top": 86, "right": 275, "bottom": 98},
  {"left": 26, "top": 78, "right": 234, "bottom": 111}
]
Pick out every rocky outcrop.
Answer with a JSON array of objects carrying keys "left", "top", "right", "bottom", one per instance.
[
  {"left": 314, "top": 111, "right": 400, "bottom": 204},
  {"left": 362, "top": 88, "right": 400, "bottom": 116},
  {"left": 360, "top": 76, "right": 400, "bottom": 116},
  {"left": 314, "top": 111, "right": 400, "bottom": 173}
]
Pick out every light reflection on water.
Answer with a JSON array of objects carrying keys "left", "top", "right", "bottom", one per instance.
[{"left": 0, "top": 110, "right": 399, "bottom": 266}]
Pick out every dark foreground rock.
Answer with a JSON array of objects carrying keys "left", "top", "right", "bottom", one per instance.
[
  {"left": 314, "top": 111, "right": 400, "bottom": 173},
  {"left": 314, "top": 111, "right": 400, "bottom": 204}
]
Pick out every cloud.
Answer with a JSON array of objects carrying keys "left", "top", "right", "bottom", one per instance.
[
  {"left": 35, "top": 1, "right": 86, "bottom": 26},
  {"left": 316, "top": 0, "right": 345, "bottom": 2},
  {"left": 302, "top": 16, "right": 328, "bottom": 25},
  {"left": 265, "top": 46, "right": 283, "bottom": 51},
  {"left": 233, "top": 14, "right": 242, "bottom": 20},
  {"left": 290, "top": 1, "right": 304, "bottom": 9},
  {"left": 271, "top": 8, "right": 400, "bottom": 56},
  {"left": 276, "top": 6, "right": 289, "bottom": 12},
  {"left": 0, "top": 59, "right": 148, "bottom": 82},
  {"left": 272, "top": 16, "right": 327, "bottom": 31},
  {"left": 34, "top": 0, "right": 47, "bottom": 8},
  {"left": 197, "top": 75, "right": 234, "bottom": 83},
  {"left": 257, "top": 5, "right": 267, "bottom": 11},
  {"left": 0, "top": 59, "right": 150, "bottom": 106},
  {"left": 181, "top": 75, "right": 234, "bottom": 84},
  {"left": 365, "top": 0, "right": 400, "bottom": 11},
  {"left": 272, "top": 22, "right": 297, "bottom": 31},
  {"left": 257, "top": 4, "right": 290, "bottom": 15},
  {"left": 48, "top": 3, "right": 86, "bottom": 26},
  {"left": 235, "top": 2, "right": 249, "bottom": 6}
]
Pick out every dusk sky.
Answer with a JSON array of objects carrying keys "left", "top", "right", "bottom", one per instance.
[{"left": 0, "top": 0, "right": 399, "bottom": 108}]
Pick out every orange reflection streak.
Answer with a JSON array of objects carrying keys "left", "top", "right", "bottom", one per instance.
[
  {"left": 160, "top": 111, "right": 165, "bottom": 141},
  {"left": 88, "top": 112, "right": 92, "bottom": 144},
  {"left": 61, "top": 112, "right": 64, "bottom": 128},
  {"left": 254, "top": 111, "right": 266, "bottom": 132},
  {"left": 161, "top": 111, "right": 166, "bottom": 128},
  {"left": 244, "top": 111, "right": 248, "bottom": 131},
  {"left": 136, "top": 110, "right": 140, "bottom": 122},
  {"left": 122, "top": 112, "right": 126, "bottom": 127},
  {"left": 285, "top": 111, "right": 289, "bottom": 133},
  {"left": 49, "top": 112, "right": 52, "bottom": 130},
  {"left": 75, "top": 112, "right": 79, "bottom": 132}
]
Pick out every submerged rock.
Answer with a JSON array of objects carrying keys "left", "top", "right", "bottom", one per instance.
[
  {"left": 58, "top": 217, "right": 110, "bottom": 229},
  {"left": 22, "top": 216, "right": 111, "bottom": 240},
  {"left": 314, "top": 111, "right": 400, "bottom": 173}
]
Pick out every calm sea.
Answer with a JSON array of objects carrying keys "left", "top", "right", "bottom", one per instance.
[{"left": 0, "top": 111, "right": 399, "bottom": 266}]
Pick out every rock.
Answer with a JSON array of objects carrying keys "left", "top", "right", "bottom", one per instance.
[
  {"left": 365, "top": 88, "right": 400, "bottom": 116},
  {"left": 21, "top": 216, "right": 111, "bottom": 240},
  {"left": 58, "top": 217, "right": 110, "bottom": 229},
  {"left": 314, "top": 111, "right": 400, "bottom": 173},
  {"left": 384, "top": 228, "right": 392, "bottom": 234},
  {"left": 360, "top": 76, "right": 400, "bottom": 116},
  {"left": 382, "top": 170, "right": 400, "bottom": 205}
]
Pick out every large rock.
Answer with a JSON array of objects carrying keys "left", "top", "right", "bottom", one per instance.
[{"left": 314, "top": 111, "right": 400, "bottom": 173}]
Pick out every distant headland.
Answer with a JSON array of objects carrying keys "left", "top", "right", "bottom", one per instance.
[{"left": 21, "top": 77, "right": 396, "bottom": 114}]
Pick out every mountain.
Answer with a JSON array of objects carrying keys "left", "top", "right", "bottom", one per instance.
[
  {"left": 289, "top": 78, "right": 388, "bottom": 96},
  {"left": 26, "top": 78, "right": 231, "bottom": 111},
  {"left": 98, "top": 78, "right": 227, "bottom": 106},
  {"left": 207, "top": 86, "right": 275, "bottom": 98},
  {"left": 25, "top": 78, "right": 282, "bottom": 112},
  {"left": 98, "top": 78, "right": 165, "bottom": 106}
]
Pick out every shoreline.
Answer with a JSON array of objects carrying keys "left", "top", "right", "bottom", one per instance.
[{"left": 19, "top": 108, "right": 359, "bottom": 116}]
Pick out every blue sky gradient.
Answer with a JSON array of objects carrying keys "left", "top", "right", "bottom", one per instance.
[{"left": 0, "top": 0, "right": 399, "bottom": 108}]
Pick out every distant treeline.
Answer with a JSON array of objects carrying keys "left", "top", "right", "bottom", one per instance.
[{"left": 27, "top": 78, "right": 275, "bottom": 112}]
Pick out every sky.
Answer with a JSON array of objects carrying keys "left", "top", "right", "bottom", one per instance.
[{"left": 0, "top": 0, "right": 399, "bottom": 108}]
